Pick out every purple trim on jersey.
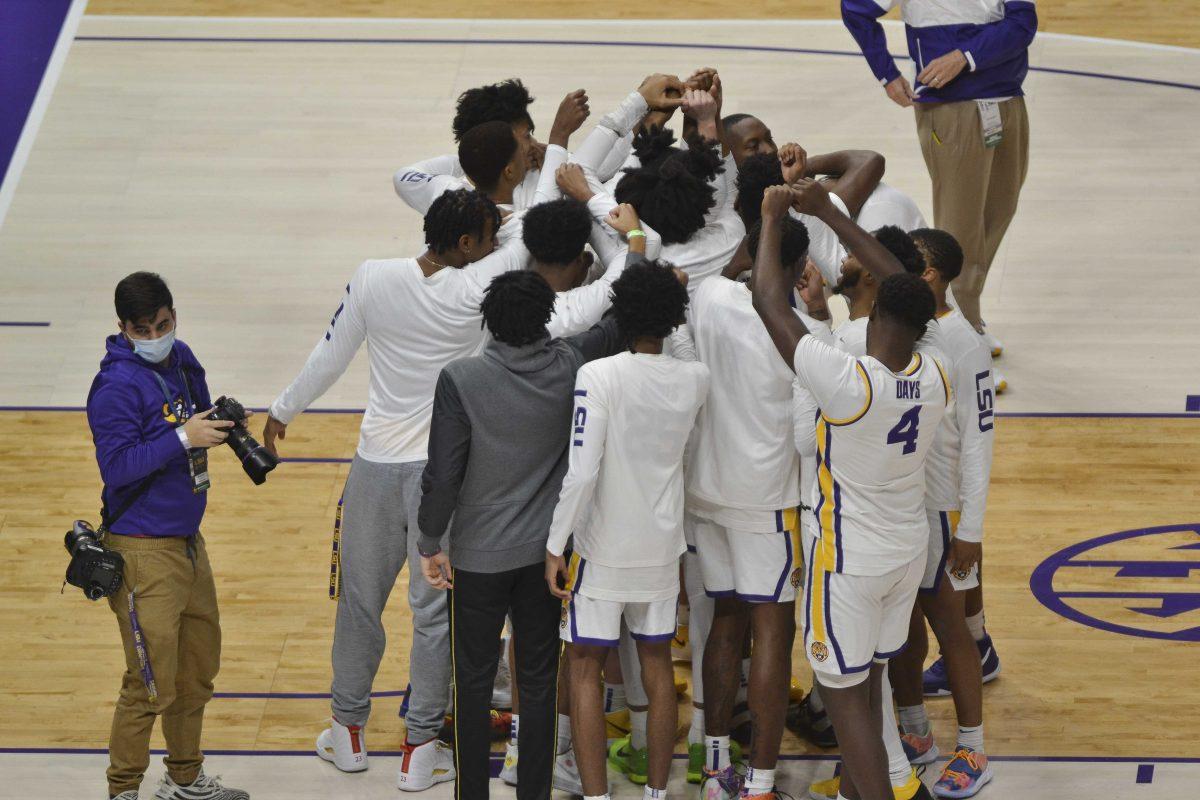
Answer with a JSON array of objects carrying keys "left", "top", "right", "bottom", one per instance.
[
  {"left": 804, "top": 537, "right": 816, "bottom": 641},
  {"left": 732, "top": 530, "right": 794, "bottom": 603},
  {"left": 833, "top": 481, "right": 845, "bottom": 573},
  {"left": 874, "top": 643, "right": 908, "bottom": 661},
  {"left": 824, "top": 570, "right": 859, "bottom": 673},
  {"left": 686, "top": 543, "right": 697, "bottom": 554},
  {"left": 920, "top": 511, "right": 953, "bottom": 595},
  {"left": 705, "top": 589, "right": 737, "bottom": 599},
  {"left": 630, "top": 631, "right": 675, "bottom": 642}
]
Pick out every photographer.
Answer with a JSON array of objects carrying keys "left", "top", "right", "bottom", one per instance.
[{"left": 86, "top": 272, "right": 249, "bottom": 800}]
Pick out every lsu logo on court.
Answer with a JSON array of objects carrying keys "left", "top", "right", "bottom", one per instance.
[
  {"left": 810, "top": 641, "right": 829, "bottom": 662},
  {"left": 1031, "top": 523, "right": 1200, "bottom": 642}
]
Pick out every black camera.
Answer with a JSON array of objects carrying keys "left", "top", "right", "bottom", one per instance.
[
  {"left": 209, "top": 396, "right": 279, "bottom": 485},
  {"left": 64, "top": 520, "right": 124, "bottom": 601}
]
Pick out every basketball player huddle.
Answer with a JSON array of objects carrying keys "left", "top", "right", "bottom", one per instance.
[{"left": 264, "top": 69, "right": 1000, "bottom": 800}]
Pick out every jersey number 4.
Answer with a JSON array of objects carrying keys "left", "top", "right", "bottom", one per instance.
[{"left": 887, "top": 406, "right": 922, "bottom": 455}]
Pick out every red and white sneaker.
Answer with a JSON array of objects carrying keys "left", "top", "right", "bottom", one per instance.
[
  {"left": 315, "top": 719, "right": 368, "bottom": 773},
  {"left": 397, "top": 737, "right": 456, "bottom": 792},
  {"left": 901, "top": 730, "right": 941, "bottom": 765}
]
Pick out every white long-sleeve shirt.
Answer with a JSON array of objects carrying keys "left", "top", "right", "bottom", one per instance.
[
  {"left": 923, "top": 308, "right": 995, "bottom": 542},
  {"left": 547, "top": 351, "right": 709, "bottom": 601},
  {"left": 392, "top": 146, "right": 565, "bottom": 215},
  {"left": 268, "top": 219, "right": 530, "bottom": 463}
]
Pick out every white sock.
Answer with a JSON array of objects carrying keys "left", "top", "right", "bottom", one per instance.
[
  {"left": 880, "top": 674, "right": 913, "bottom": 786},
  {"left": 630, "top": 709, "right": 648, "bottom": 751},
  {"left": 837, "top": 794, "right": 851, "bottom": 800},
  {"left": 745, "top": 766, "right": 775, "bottom": 793},
  {"left": 897, "top": 704, "right": 930, "bottom": 737},
  {"left": 510, "top": 714, "right": 520, "bottom": 746},
  {"left": 604, "top": 683, "right": 627, "bottom": 714},
  {"left": 966, "top": 611, "right": 986, "bottom": 642},
  {"left": 584, "top": 795, "right": 610, "bottom": 800},
  {"left": 556, "top": 714, "right": 572, "bottom": 754},
  {"left": 644, "top": 787, "right": 667, "bottom": 799},
  {"left": 958, "top": 723, "right": 985, "bottom": 752},
  {"left": 807, "top": 682, "right": 825, "bottom": 714},
  {"left": 688, "top": 706, "right": 705, "bottom": 746},
  {"left": 703, "top": 735, "right": 731, "bottom": 772}
]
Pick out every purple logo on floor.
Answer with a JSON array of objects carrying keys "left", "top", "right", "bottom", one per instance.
[{"left": 1030, "top": 523, "right": 1200, "bottom": 642}]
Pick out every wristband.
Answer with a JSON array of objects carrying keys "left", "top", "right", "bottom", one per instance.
[{"left": 626, "top": 229, "right": 646, "bottom": 240}]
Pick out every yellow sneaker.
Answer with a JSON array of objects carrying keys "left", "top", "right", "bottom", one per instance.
[
  {"left": 674, "top": 669, "right": 689, "bottom": 696},
  {"left": 789, "top": 677, "right": 806, "bottom": 704},
  {"left": 605, "top": 708, "right": 631, "bottom": 739},
  {"left": 809, "top": 768, "right": 930, "bottom": 800}
]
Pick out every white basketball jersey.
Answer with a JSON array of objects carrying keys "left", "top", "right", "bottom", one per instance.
[{"left": 792, "top": 336, "right": 950, "bottom": 576}]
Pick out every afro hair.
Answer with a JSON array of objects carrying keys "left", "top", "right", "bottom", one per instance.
[
  {"left": 875, "top": 272, "right": 936, "bottom": 338},
  {"left": 746, "top": 216, "right": 810, "bottom": 270},
  {"left": 615, "top": 131, "right": 724, "bottom": 246},
  {"left": 452, "top": 79, "right": 535, "bottom": 142},
  {"left": 480, "top": 270, "right": 556, "bottom": 346},
  {"left": 610, "top": 260, "right": 690, "bottom": 342},
  {"left": 522, "top": 198, "right": 593, "bottom": 265}
]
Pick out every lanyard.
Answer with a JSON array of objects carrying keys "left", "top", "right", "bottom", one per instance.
[{"left": 150, "top": 366, "right": 193, "bottom": 423}]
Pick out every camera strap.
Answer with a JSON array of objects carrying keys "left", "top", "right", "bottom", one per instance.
[{"left": 99, "top": 472, "right": 160, "bottom": 535}]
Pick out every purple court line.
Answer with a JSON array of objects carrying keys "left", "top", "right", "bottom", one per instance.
[
  {"left": 1, "top": 406, "right": 1198, "bottom": 419},
  {"left": 70, "top": 35, "right": 1200, "bottom": 94},
  {"left": 3, "top": 746, "right": 1200, "bottom": 764},
  {"left": 0, "top": 321, "right": 50, "bottom": 327},
  {"left": 213, "top": 689, "right": 405, "bottom": 699}
]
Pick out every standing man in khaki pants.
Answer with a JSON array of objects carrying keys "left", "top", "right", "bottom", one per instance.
[
  {"left": 87, "top": 272, "right": 249, "bottom": 800},
  {"left": 843, "top": 0, "right": 1037, "bottom": 391}
]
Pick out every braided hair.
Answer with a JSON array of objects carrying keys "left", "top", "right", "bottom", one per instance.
[{"left": 423, "top": 189, "right": 501, "bottom": 255}]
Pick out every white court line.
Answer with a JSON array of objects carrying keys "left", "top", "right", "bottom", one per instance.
[
  {"left": 80, "top": 15, "right": 1200, "bottom": 55},
  {"left": 0, "top": 0, "right": 90, "bottom": 232}
]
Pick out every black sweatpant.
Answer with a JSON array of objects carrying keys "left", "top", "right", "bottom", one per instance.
[{"left": 449, "top": 561, "right": 562, "bottom": 800}]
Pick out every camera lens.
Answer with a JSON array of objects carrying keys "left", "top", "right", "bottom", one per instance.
[{"left": 241, "top": 446, "right": 279, "bottom": 485}]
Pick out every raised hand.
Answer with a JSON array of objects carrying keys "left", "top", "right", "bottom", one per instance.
[
  {"left": 550, "top": 89, "right": 590, "bottom": 147},
  {"left": 606, "top": 203, "right": 641, "bottom": 236},
  {"left": 555, "top": 163, "right": 594, "bottom": 202},
  {"left": 790, "top": 177, "right": 835, "bottom": 218},
  {"left": 780, "top": 142, "right": 808, "bottom": 184},
  {"left": 639, "top": 73, "right": 686, "bottom": 111},
  {"left": 885, "top": 75, "right": 917, "bottom": 108},
  {"left": 797, "top": 259, "right": 829, "bottom": 315},
  {"left": 681, "top": 88, "right": 718, "bottom": 123},
  {"left": 761, "top": 184, "right": 795, "bottom": 222},
  {"left": 685, "top": 67, "right": 717, "bottom": 92}
]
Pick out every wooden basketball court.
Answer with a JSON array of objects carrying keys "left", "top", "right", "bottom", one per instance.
[{"left": 1, "top": 3, "right": 1198, "bottom": 798}]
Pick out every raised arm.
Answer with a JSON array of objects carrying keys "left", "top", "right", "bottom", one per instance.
[
  {"left": 790, "top": 178, "right": 903, "bottom": 282},
  {"left": 751, "top": 185, "right": 812, "bottom": 368},
  {"left": 393, "top": 155, "right": 468, "bottom": 216},
  {"left": 803, "top": 149, "right": 886, "bottom": 218},
  {"left": 532, "top": 89, "right": 592, "bottom": 205}
]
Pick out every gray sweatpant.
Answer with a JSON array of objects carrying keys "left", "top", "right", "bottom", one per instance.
[{"left": 331, "top": 455, "right": 450, "bottom": 742}]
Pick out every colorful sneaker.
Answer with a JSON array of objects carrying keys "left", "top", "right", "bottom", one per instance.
[
  {"left": 153, "top": 770, "right": 248, "bottom": 800},
  {"left": 315, "top": 718, "right": 368, "bottom": 772},
  {"left": 673, "top": 622, "right": 692, "bottom": 661},
  {"left": 553, "top": 747, "right": 584, "bottom": 795},
  {"left": 901, "top": 730, "right": 940, "bottom": 765},
  {"left": 397, "top": 738, "right": 455, "bottom": 792},
  {"left": 499, "top": 742, "right": 518, "bottom": 786},
  {"left": 605, "top": 707, "right": 631, "bottom": 740},
  {"left": 490, "top": 709, "right": 513, "bottom": 740},
  {"left": 687, "top": 740, "right": 744, "bottom": 784},
  {"left": 700, "top": 765, "right": 744, "bottom": 800},
  {"left": 607, "top": 736, "right": 648, "bottom": 784},
  {"left": 924, "top": 635, "right": 1002, "bottom": 696},
  {"left": 810, "top": 768, "right": 933, "bottom": 800},
  {"left": 786, "top": 693, "right": 838, "bottom": 748},
  {"left": 933, "top": 748, "right": 992, "bottom": 798}
]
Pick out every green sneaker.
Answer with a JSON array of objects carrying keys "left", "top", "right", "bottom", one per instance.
[
  {"left": 607, "top": 736, "right": 648, "bottom": 784},
  {"left": 686, "top": 740, "right": 744, "bottom": 784}
]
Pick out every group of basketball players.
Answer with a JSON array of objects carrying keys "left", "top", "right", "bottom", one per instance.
[{"left": 262, "top": 67, "right": 1001, "bottom": 800}]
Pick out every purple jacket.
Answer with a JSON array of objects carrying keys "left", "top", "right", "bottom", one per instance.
[{"left": 86, "top": 335, "right": 211, "bottom": 536}]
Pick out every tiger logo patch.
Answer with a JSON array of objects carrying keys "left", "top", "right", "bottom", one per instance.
[
  {"left": 810, "top": 641, "right": 829, "bottom": 662},
  {"left": 560, "top": 602, "right": 569, "bottom": 630},
  {"left": 790, "top": 564, "right": 804, "bottom": 588}
]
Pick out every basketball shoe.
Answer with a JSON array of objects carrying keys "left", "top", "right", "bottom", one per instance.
[
  {"left": 315, "top": 718, "right": 368, "bottom": 772},
  {"left": 902, "top": 730, "right": 940, "bottom": 765},
  {"left": 933, "top": 748, "right": 992, "bottom": 798},
  {"left": 700, "top": 765, "right": 744, "bottom": 800},
  {"left": 923, "top": 634, "right": 1001, "bottom": 696},
  {"left": 397, "top": 737, "right": 455, "bottom": 792},
  {"left": 809, "top": 767, "right": 933, "bottom": 800},
  {"left": 153, "top": 770, "right": 248, "bottom": 800}
]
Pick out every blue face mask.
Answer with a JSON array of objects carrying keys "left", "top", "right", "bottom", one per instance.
[{"left": 129, "top": 329, "right": 176, "bottom": 364}]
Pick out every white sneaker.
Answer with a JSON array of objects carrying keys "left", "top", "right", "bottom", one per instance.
[
  {"left": 553, "top": 747, "right": 584, "bottom": 795},
  {"left": 316, "top": 719, "right": 368, "bottom": 773},
  {"left": 993, "top": 369, "right": 1008, "bottom": 394},
  {"left": 397, "top": 738, "right": 456, "bottom": 792},
  {"left": 500, "top": 742, "right": 519, "bottom": 786},
  {"left": 493, "top": 642, "right": 513, "bottom": 709},
  {"left": 980, "top": 325, "right": 1003, "bottom": 358},
  {"left": 153, "top": 770, "right": 248, "bottom": 800}
]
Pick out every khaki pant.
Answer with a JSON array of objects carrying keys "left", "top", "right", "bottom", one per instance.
[
  {"left": 916, "top": 96, "right": 1029, "bottom": 329},
  {"left": 105, "top": 533, "right": 221, "bottom": 796}
]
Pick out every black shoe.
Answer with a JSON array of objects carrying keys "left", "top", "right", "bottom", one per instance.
[{"left": 786, "top": 694, "right": 838, "bottom": 748}]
